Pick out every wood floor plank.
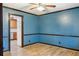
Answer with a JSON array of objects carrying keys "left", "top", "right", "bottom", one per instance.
[{"left": 3, "top": 40, "right": 79, "bottom": 56}]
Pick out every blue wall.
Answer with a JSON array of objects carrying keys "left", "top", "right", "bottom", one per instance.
[
  {"left": 3, "top": 7, "right": 79, "bottom": 51},
  {"left": 39, "top": 8, "right": 79, "bottom": 50},
  {"left": 3, "top": 7, "right": 39, "bottom": 51},
  {"left": 40, "top": 8, "right": 79, "bottom": 35}
]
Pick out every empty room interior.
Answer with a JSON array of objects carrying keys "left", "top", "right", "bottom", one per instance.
[{"left": 3, "top": 3, "right": 79, "bottom": 56}]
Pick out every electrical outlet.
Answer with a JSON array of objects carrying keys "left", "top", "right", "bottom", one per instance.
[
  {"left": 59, "top": 42, "right": 61, "bottom": 44},
  {"left": 29, "top": 40, "right": 30, "bottom": 42}
]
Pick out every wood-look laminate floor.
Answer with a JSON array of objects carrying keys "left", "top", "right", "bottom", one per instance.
[{"left": 3, "top": 40, "right": 79, "bottom": 56}]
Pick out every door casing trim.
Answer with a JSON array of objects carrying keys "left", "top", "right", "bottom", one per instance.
[{"left": 8, "top": 13, "right": 24, "bottom": 51}]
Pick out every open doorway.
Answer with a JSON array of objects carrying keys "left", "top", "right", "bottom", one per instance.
[{"left": 8, "top": 14, "right": 24, "bottom": 51}]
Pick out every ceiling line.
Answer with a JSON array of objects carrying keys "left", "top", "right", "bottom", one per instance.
[
  {"left": 39, "top": 6, "right": 79, "bottom": 16},
  {"left": 3, "top": 6, "right": 79, "bottom": 16},
  {"left": 3, "top": 6, "right": 38, "bottom": 16}
]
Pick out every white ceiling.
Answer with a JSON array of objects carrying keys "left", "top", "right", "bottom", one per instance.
[{"left": 3, "top": 3, "right": 79, "bottom": 15}]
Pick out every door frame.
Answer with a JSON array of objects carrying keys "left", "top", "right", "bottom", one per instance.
[{"left": 8, "top": 13, "right": 24, "bottom": 51}]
